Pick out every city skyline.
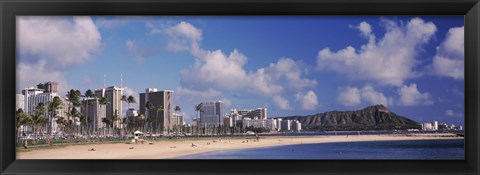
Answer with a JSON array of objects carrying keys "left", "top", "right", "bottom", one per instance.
[{"left": 16, "top": 16, "right": 464, "bottom": 125}]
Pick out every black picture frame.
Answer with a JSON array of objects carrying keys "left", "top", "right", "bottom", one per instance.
[{"left": 1, "top": 0, "right": 479, "bottom": 174}]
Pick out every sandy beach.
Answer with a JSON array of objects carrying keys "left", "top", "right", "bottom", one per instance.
[{"left": 17, "top": 134, "right": 463, "bottom": 159}]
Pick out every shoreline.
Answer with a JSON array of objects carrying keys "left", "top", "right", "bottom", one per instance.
[{"left": 17, "top": 134, "right": 463, "bottom": 159}]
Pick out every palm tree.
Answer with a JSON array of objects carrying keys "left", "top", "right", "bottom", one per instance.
[
  {"left": 136, "top": 114, "right": 145, "bottom": 131},
  {"left": 121, "top": 95, "right": 127, "bottom": 103},
  {"left": 47, "top": 96, "right": 63, "bottom": 136},
  {"left": 145, "top": 101, "right": 154, "bottom": 134},
  {"left": 83, "top": 89, "right": 94, "bottom": 136},
  {"left": 112, "top": 109, "right": 120, "bottom": 135},
  {"left": 101, "top": 117, "right": 111, "bottom": 135},
  {"left": 174, "top": 106, "right": 182, "bottom": 135},
  {"left": 55, "top": 116, "right": 66, "bottom": 136},
  {"left": 31, "top": 103, "right": 48, "bottom": 144},
  {"left": 146, "top": 115, "right": 155, "bottom": 138},
  {"left": 127, "top": 95, "right": 136, "bottom": 109},
  {"left": 174, "top": 106, "right": 181, "bottom": 114},
  {"left": 68, "top": 107, "right": 81, "bottom": 137},
  {"left": 155, "top": 105, "right": 164, "bottom": 134},
  {"left": 195, "top": 103, "right": 204, "bottom": 135},
  {"left": 121, "top": 95, "right": 128, "bottom": 110},
  {"left": 98, "top": 97, "right": 108, "bottom": 135},
  {"left": 66, "top": 89, "right": 81, "bottom": 137},
  {"left": 16, "top": 109, "right": 32, "bottom": 144}
]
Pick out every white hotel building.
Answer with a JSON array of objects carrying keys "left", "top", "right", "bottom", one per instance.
[{"left": 21, "top": 82, "right": 63, "bottom": 134}]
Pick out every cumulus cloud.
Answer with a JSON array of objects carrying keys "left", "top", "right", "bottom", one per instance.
[
  {"left": 432, "top": 26, "right": 464, "bottom": 80},
  {"left": 180, "top": 49, "right": 248, "bottom": 90},
  {"left": 147, "top": 21, "right": 203, "bottom": 54},
  {"left": 337, "top": 85, "right": 390, "bottom": 106},
  {"left": 16, "top": 16, "right": 102, "bottom": 96},
  {"left": 337, "top": 87, "right": 361, "bottom": 106},
  {"left": 153, "top": 21, "right": 318, "bottom": 110},
  {"left": 175, "top": 87, "right": 224, "bottom": 103},
  {"left": 17, "top": 60, "right": 71, "bottom": 95},
  {"left": 273, "top": 95, "right": 291, "bottom": 110},
  {"left": 397, "top": 83, "right": 434, "bottom": 106},
  {"left": 17, "top": 16, "right": 102, "bottom": 69},
  {"left": 317, "top": 18, "right": 436, "bottom": 86},
  {"left": 295, "top": 90, "right": 319, "bottom": 110}
]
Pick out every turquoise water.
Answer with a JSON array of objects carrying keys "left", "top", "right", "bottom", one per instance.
[{"left": 175, "top": 139, "right": 464, "bottom": 159}]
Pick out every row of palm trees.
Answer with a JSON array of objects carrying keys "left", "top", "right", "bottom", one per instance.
[{"left": 16, "top": 88, "right": 250, "bottom": 145}]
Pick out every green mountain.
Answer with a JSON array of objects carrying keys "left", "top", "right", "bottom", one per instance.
[{"left": 278, "top": 105, "right": 421, "bottom": 131}]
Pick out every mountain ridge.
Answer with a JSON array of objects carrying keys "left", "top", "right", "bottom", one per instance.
[{"left": 277, "top": 104, "right": 421, "bottom": 131}]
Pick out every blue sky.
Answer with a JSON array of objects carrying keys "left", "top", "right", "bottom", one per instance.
[{"left": 16, "top": 16, "right": 464, "bottom": 125}]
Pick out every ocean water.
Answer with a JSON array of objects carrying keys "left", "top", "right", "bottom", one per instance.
[{"left": 175, "top": 139, "right": 464, "bottom": 159}]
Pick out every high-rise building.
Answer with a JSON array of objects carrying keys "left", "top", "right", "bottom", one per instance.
[
  {"left": 37, "top": 81, "right": 59, "bottom": 93},
  {"left": 281, "top": 120, "right": 292, "bottom": 131},
  {"left": 172, "top": 113, "right": 184, "bottom": 126},
  {"left": 231, "top": 108, "right": 267, "bottom": 120},
  {"left": 224, "top": 117, "right": 233, "bottom": 127},
  {"left": 95, "top": 86, "right": 123, "bottom": 128},
  {"left": 139, "top": 88, "right": 173, "bottom": 133},
  {"left": 291, "top": 120, "right": 302, "bottom": 132},
  {"left": 199, "top": 101, "right": 223, "bottom": 128},
  {"left": 16, "top": 94, "right": 25, "bottom": 111},
  {"left": 23, "top": 87, "right": 60, "bottom": 133}
]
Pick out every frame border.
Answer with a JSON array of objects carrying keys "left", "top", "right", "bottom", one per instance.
[{"left": 1, "top": 0, "right": 479, "bottom": 174}]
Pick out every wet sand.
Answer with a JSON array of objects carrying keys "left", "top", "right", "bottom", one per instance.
[{"left": 17, "top": 134, "right": 462, "bottom": 159}]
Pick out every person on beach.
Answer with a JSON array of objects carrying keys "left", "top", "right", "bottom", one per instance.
[{"left": 23, "top": 139, "right": 28, "bottom": 149}]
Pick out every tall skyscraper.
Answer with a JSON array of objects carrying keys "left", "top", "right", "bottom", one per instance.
[
  {"left": 139, "top": 88, "right": 173, "bottom": 133},
  {"left": 199, "top": 101, "right": 224, "bottom": 128},
  {"left": 95, "top": 86, "right": 123, "bottom": 128}
]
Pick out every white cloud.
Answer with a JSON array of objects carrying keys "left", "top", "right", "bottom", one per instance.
[
  {"left": 337, "top": 87, "right": 361, "bottom": 106},
  {"left": 337, "top": 85, "right": 390, "bottom": 107},
  {"left": 397, "top": 83, "right": 434, "bottom": 106},
  {"left": 125, "top": 40, "right": 145, "bottom": 64},
  {"left": 148, "top": 21, "right": 203, "bottom": 53},
  {"left": 350, "top": 21, "right": 374, "bottom": 41},
  {"left": 317, "top": 18, "right": 436, "bottom": 86},
  {"left": 295, "top": 90, "right": 318, "bottom": 110},
  {"left": 17, "top": 16, "right": 102, "bottom": 70},
  {"left": 123, "top": 86, "right": 138, "bottom": 97},
  {"left": 158, "top": 22, "right": 318, "bottom": 111},
  {"left": 180, "top": 49, "right": 248, "bottom": 90},
  {"left": 360, "top": 85, "right": 390, "bottom": 106},
  {"left": 175, "top": 87, "right": 224, "bottom": 103},
  {"left": 126, "top": 40, "right": 135, "bottom": 50},
  {"left": 262, "top": 58, "right": 318, "bottom": 91},
  {"left": 445, "top": 109, "right": 463, "bottom": 118},
  {"left": 273, "top": 95, "right": 291, "bottom": 110},
  {"left": 432, "top": 26, "right": 464, "bottom": 80},
  {"left": 17, "top": 60, "right": 71, "bottom": 95}
]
